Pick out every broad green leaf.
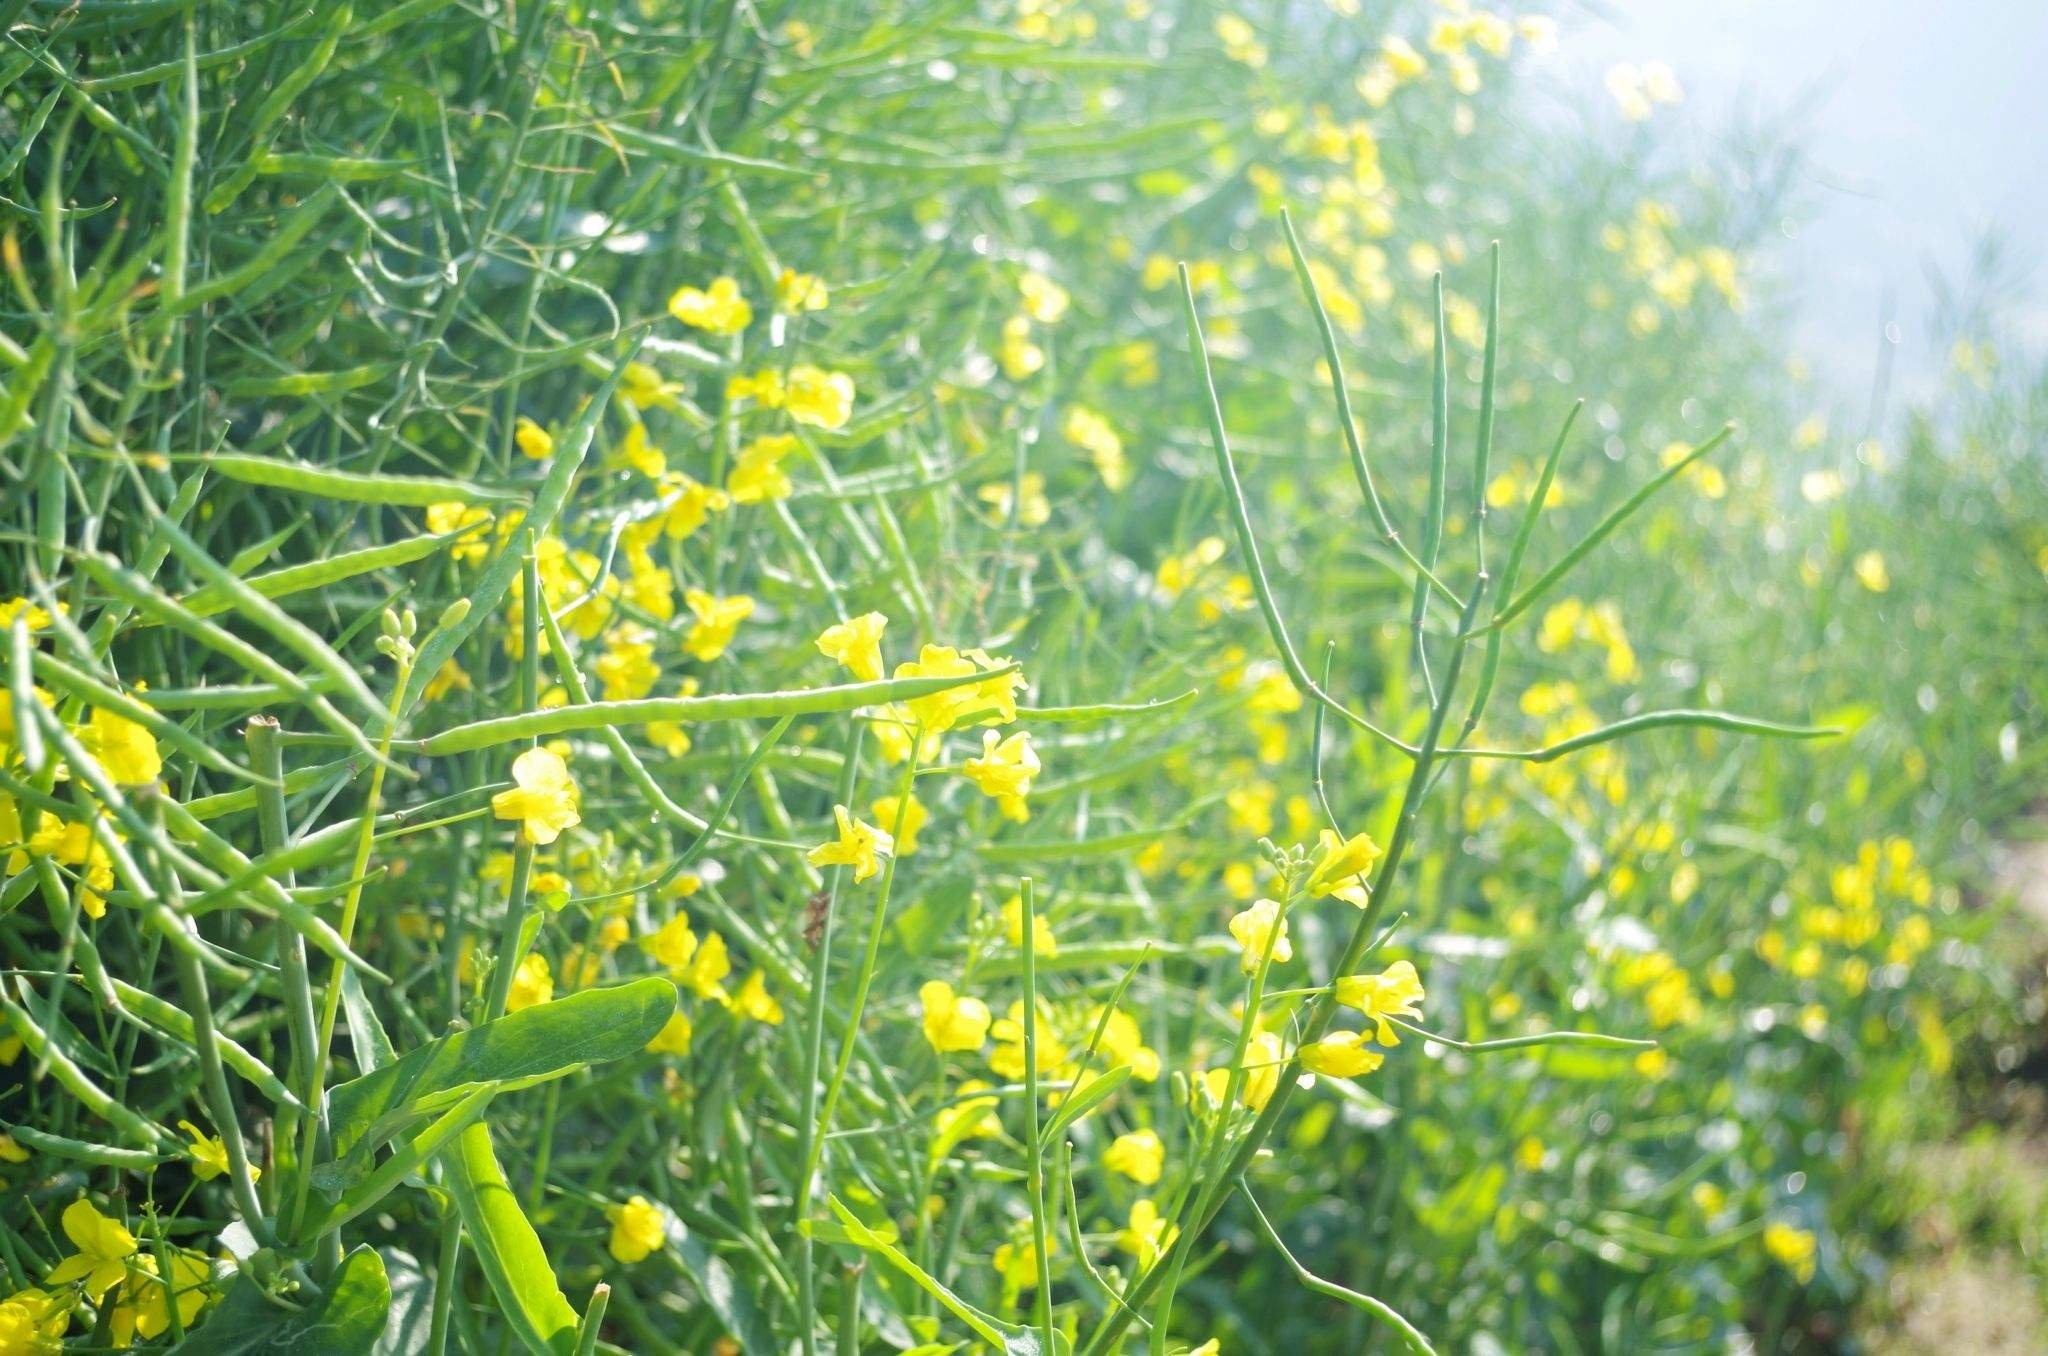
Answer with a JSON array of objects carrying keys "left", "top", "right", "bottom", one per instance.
[
  {"left": 328, "top": 978, "right": 675, "bottom": 1155},
  {"left": 442, "top": 1122, "right": 580, "bottom": 1355},
  {"left": 171, "top": 1244, "right": 390, "bottom": 1354},
  {"left": 373, "top": 1249, "right": 435, "bottom": 1356}
]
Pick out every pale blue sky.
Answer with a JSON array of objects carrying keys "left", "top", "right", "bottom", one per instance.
[{"left": 1558, "top": 0, "right": 2048, "bottom": 405}]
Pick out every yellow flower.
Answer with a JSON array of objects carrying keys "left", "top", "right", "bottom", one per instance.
[
  {"left": 1853, "top": 550, "right": 1890, "bottom": 593},
  {"left": 618, "top": 421, "right": 666, "bottom": 478},
  {"left": 870, "top": 703, "right": 942, "bottom": 765},
  {"left": 1224, "top": 783, "right": 1276, "bottom": 837},
  {"left": 806, "top": 805, "right": 893, "bottom": 883},
  {"left": 1334, "top": 959, "right": 1425, "bottom": 1044},
  {"left": 989, "top": 1000, "right": 1068, "bottom": 1081},
  {"left": 728, "top": 433, "right": 800, "bottom": 504},
  {"left": 622, "top": 361, "right": 682, "bottom": 411},
  {"left": 78, "top": 707, "right": 161, "bottom": 786},
  {"left": 646, "top": 1006, "right": 693, "bottom": 1056},
  {"left": 871, "top": 792, "right": 926, "bottom": 854},
  {"left": 178, "top": 1120, "right": 255, "bottom": 1183},
  {"left": 1115, "top": 1198, "right": 1177, "bottom": 1268},
  {"left": 644, "top": 913, "right": 699, "bottom": 972},
  {"left": 1763, "top": 1222, "right": 1817, "bottom": 1283},
  {"left": 977, "top": 472, "right": 1052, "bottom": 527},
  {"left": 421, "top": 659, "right": 473, "bottom": 709},
  {"left": 426, "top": 501, "right": 494, "bottom": 564},
  {"left": 992, "top": 1234, "right": 1052, "bottom": 1295},
  {"left": 0, "top": 597, "right": 57, "bottom": 633},
  {"left": 667, "top": 276, "right": 752, "bottom": 334},
  {"left": 658, "top": 471, "right": 731, "bottom": 540},
  {"left": 726, "top": 369, "right": 786, "bottom": 407},
  {"left": 0, "top": 1284, "right": 68, "bottom": 1352},
  {"left": 1235, "top": 1030, "right": 1286, "bottom": 1110},
  {"left": 0, "top": 1133, "right": 28, "bottom": 1164},
  {"left": 892, "top": 647, "right": 1024, "bottom": 737},
  {"left": 607, "top": 1195, "right": 669, "bottom": 1263},
  {"left": 594, "top": 624, "right": 661, "bottom": 702},
  {"left": 816, "top": 611, "right": 889, "bottom": 682},
  {"left": 920, "top": 979, "right": 992, "bottom": 1053},
  {"left": 684, "top": 930, "right": 731, "bottom": 1003},
  {"left": 1381, "top": 34, "right": 1427, "bottom": 80},
  {"left": 732, "top": 970, "right": 783, "bottom": 1024},
  {"left": 1063, "top": 404, "right": 1130, "bottom": 490},
  {"left": 491, "top": 748, "right": 581, "bottom": 845},
  {"left": 1227, "top": 898, "right": 1292, "bottom": 973},
  {"left": 785, "top": 364, "right": 855, "bottom": 430},
  {"left": 1215, "top": 13, "right": 1269, "bottom": 68},
  {"left": 776, "top": 267, "right": 829, "bottom": 312},
  {"left": 1019, "top": 269, "right": 1070, "bottom": 324},
  {"left": 1103, "top": 1129, "right": 1164, "bottom": 1185},
  {"left": 1094, "top": 1006, "right": 1160, "bottom": 1081},
  {"left": 1304, "top": 827, "right": 1382, "bottom": 905},
  {"left": 930, "top": 1080, "right": 1002, "bottom": 1159},
  {"left": 1155, "top": 536, "right": 1226, "bottom": 597},
  {"left": 1297, "top": 1031, "right": 1384, "bottom": 1079},
  {"left": 19, "top": 813, "right": 117, "bottom": 918},
  {"left": 999, "top": 315, "right": 1044, "bottom": 379},
  {"left": 682, "top": 589, "right": 754, "bottom": 662},
  {"left": 894, "top": 645, "right": 978, "bottom": 731},
  {"left": 963, "top": 729, "right": 1039, "bottom": 821},
  {"left": 1001, "top": 894, "right": 1056, "bottom": 956},
  {"left": 505, "top": 952, "right": 554, "bottom": 1011},
  {"left": 108, "top": 1249, "right": 212, "bottom": 1346},
  {"left": 514, "top": 416, "right": 554, "bottom": 460},
  {"left": 45, "top": 1198, "right": 137, "bottom": 1300},
  {"left": 624, "top": 558, "right": 674, "bottom": 621}
]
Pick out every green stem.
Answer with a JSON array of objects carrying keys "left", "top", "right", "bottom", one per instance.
[{"left": 1019, "top": 877, "right": 1056, "bottom": 1356}]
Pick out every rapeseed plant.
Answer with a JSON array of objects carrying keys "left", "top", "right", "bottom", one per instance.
[{"left": 0, "top": 2, "right": 2036, "bottom": 1354}]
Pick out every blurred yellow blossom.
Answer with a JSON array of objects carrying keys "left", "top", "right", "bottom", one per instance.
[
  {"left": 920, "top": 979, "right": 992, "bottom": 1053},
  {"left": 607, "top": 1195, "right": 669, "bottom": 1263},
  {"left": 683, "top": 589, "right": 754, "bottom": 662},
  {"left": 1104, "top": 1129, "right": 1165, "bottom": 1185},
  {"left": 668, "top": 276, "right": 751, "bottom": 333}
]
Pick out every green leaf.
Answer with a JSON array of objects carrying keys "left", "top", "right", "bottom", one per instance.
[
  {"left": 171, "top": 1244, "right": 390, "bottom": 1354},
  {"left": 441, "top": 1122, "right": 580, "bottom": 1356},
  {"left": 672, "top": 1228, "right": 776, "bottom": 1356},
  {"left": 824, "top": 1195, "right": 1032, "bottom": 1352},
  {"left": 1037, "top": 1064, "right": 1131, "bottom": 1148},
  {"left": 373, "top": 1249, "right": 436, "bottom": 1355},
  {"left": 327, "top": 978, "right": 675, "bottom": 1156}
]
